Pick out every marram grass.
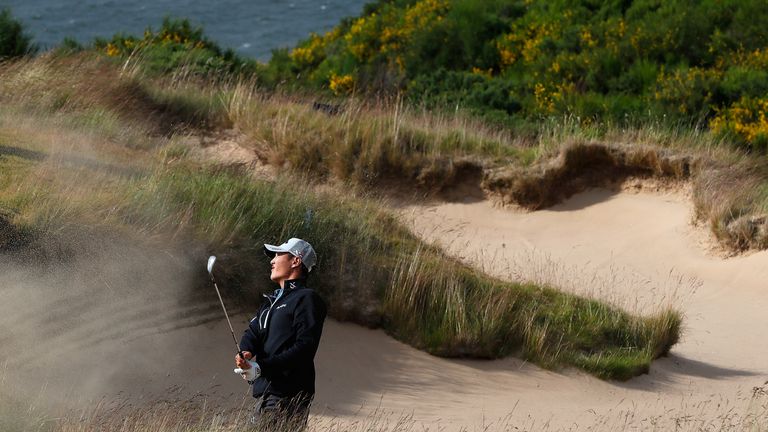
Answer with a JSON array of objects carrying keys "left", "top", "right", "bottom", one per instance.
[
  {"left": 385, "top": 245, "right": 681, "bottom": 379},
  {"left": 0, "top": 54, "right": 681, "bottom": 379},
  {"left": 5, "top": 381, "right": 768, "bottom": 432},
  {"left": 113, "top": 161, "right": 680, "bottom": 379}
]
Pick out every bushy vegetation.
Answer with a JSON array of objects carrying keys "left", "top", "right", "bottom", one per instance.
[
  {"left": 2, "top": 6, "right": 768, "bottom": 431},
  {"left": 93, "top": 17, "right": 257, "bottom": 78},
  {"left": 0, "top": 8, "right": 36, "bottom": 59},
  {"left": 226, "top": 89, "right": 536, "bottom": 187},
  {"left": 6, "top": 52, "right": 766, "bottom": 252},
  {"left": 265, "top": 0, "right": 768, "bottom": 149},
  {"left": 0, "top": 55, "right": 681, "bottom": 379}
]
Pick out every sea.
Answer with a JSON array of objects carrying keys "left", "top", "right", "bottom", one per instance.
[{"left": 0, "top": 0, "right": 370, "bottom": 61}]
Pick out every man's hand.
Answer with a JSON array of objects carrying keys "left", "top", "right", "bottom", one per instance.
[
  {"left": 233, "top": 351, "right": 260, "bottom": 381},
  {"left": 235, "top": 351, "right": 253, "bottom": 369}
]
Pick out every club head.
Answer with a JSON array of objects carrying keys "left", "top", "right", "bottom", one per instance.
[{"left": 207, "top": 256, "right": 217, "bottom": 274}]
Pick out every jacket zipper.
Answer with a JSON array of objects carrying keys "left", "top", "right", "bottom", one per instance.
[{"left": 259, "top": 288, "right": 284, "bottom": 330}]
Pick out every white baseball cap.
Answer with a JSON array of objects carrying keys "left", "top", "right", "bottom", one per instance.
[{"left": 263, "top": 238, "right": 317, "bottom": 272}]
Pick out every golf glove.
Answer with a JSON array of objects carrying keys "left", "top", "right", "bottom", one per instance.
[{"left": 234, "top": 360, "right": 261, "bottom": 381}]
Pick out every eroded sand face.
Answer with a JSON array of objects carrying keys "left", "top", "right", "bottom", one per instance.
[
  {"left": 359, "top": 188, "right": 768, "bottom": 430},
  {"left": 2, "top": 189, "right": 768, "bottom": 431}
]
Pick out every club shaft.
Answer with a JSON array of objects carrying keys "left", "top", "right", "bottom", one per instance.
[{"left": 210, "top": 275, "right": 242, "bottom": 355}]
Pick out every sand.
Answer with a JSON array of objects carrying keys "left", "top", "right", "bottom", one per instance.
[
  {"left": 371, "top": 188, "right": 768, "bottom": 430},
  {"left": 3, "top": 187, "right": 768, "bottom": 430}
]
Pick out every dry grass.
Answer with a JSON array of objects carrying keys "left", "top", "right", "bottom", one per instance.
[
  {"left": 224, "top": 85, "right": 536, "bottom": 192},
  {"left": 4, "top": 384, "right": 768, "bottom": 432},
  {"left": 692, "top": 159, "right": 768, "bottom": 251},
  {"left": 0, "top": 54, "right": 683, "bottom": 380},
  {"left": 385, "top": 245, "right": 681, "bottom": 378},
  {"left": 0, "top": 53, "right": 227, "bottom": 144},
  {"left": 197, "top": 79, "right": 768, "bottom": 253},
  {"left": 483, "top": 140, "right": 694, "bottom": 210},
  {"left": 5, "top": 53, "right": 766, "bottom": 252},
  {"left": 0, "top": 36, "right": 766, "bottom": 432}
]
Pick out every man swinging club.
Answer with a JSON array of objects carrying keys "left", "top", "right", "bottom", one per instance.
[{"left": 234, "top": 238, "right": 327, "bottom": 427}]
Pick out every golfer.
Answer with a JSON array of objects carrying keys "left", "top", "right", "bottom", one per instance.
[{"left": 234, "top": 238, "right": 327, "bottom": 427}]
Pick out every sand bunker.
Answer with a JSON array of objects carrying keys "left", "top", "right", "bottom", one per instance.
[
  {"left": 2, "top": 188, "right": 767, "bottom": 430},
  {"left": 375, "top": 188, "right": 768, "bottom": 429}
]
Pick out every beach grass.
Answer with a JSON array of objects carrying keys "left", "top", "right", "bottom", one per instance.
[
  {"left": 126, "top": 60, "right": 768, "bottom": 253},
  {"left": 0, "top": 54, "right": 682, "bottom": 380},
  {"left": 3, "top": 384, "right": 767, "bottom": 432}
]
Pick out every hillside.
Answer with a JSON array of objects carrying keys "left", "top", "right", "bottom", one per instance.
[
  {"left": 263, "top": 0, "right": 768, "bottom": 150},
  {"left": 1, "top": 4, "right": 767, "bottom": 430},
  {"left": 72, "top": 4, "right": 768, "bottom": 252}
]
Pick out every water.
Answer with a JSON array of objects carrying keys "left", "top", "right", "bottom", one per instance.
[{"left": 0, "top": 0, "right": 370, "bottom": 60}]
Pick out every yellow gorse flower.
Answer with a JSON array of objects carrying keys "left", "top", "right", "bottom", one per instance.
[
  {"left": 710, "top": 97, "right": 768, "bottom": 145},
  {"left": 329, "top": 73, "right": 355, "bottom": 95},
  {"left": 580, "top": 28, "right": 596, "bottom": 48},
  {"left": 654, "top": 67, "right": 720, "bottom": 114},
  {"left": 534, "top": 82, "right": 557, "bottom": 113},
  {"left": 497, "top": 20, "right": 561, "bottom": 68},
  {"left": 290, "top": 28, "right": 341, "bottom": 67},
  {"left": 471, "top": 67, "right": 493, "bottom": 78},
  {"left": 341, "top": 0, "right": 448, "bottom": 63},
  {"left": 105, "top": 43, "right": 120, "bottom": 57}
]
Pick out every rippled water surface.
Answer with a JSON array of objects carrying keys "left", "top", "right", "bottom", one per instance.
[{"left": 0, "top": 0, "right": 369, "bottom": 60}]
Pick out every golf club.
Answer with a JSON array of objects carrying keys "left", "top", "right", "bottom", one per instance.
[{"left": 207, "top": 255, "right": 243, "bottom": 359}]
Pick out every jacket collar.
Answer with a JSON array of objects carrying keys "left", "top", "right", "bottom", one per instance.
[
  {"left": 267, "top": 278, "right": 306, "bottom": 298},
  {"left": 283, "top": 278, "right": 306, "bottom": 291}
]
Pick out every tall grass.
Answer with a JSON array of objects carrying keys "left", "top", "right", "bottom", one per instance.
[
  {"left": 225, "top": 85, "right": 537, "bottom": 189},
  {"left": 692, "top": 158, "right": 768, "bottom": 251},
  {"left": 0, "top": 371, "right": 53, "bottom": 432},
  {"left": 0, "top": 117, "right": 682, "bottom": 379},
  {"left": 4, "top": 384, "right": 767, "bottom": 432},
  {"left": 143, "top": 72, "right": 768, "bottom": 252},
  {"left": 114, "top": 162, "right": 680, "bottom": 379},
  {"left": 5, "top": 15, "right": 761, "bottom": 252},
  {"left": 386, "top": 246, "right": 680, "bottom": 379},
  {"left": 0, "top": 54, "right": 685, "bottom": 379}
]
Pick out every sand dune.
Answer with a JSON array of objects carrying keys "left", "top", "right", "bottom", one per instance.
[
  {"left": 375, "top": 188, "right": 768, "bottom": 429},
  {"left": 2, "top": 187, "right": 767, "bottom": 430}
]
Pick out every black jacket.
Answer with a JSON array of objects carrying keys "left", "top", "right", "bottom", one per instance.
[{"left": 239, "top": 279, "right": 327, "bottom": 398}]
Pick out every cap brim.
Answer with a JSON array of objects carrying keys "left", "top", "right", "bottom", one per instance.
[{"left": 263, "top": 244, "right": 288, "bottom": 258}]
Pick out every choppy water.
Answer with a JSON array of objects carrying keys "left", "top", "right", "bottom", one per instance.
[{"left": 0, "top": 0, "right": 369, "bottom": 60}]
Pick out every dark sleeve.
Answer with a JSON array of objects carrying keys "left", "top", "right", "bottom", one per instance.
[
  {"left": 239, "top": 315, "right": 262, "bottom": 354},
  {"left": 258, "top": 291, "right": 326, "bottom": 375}
]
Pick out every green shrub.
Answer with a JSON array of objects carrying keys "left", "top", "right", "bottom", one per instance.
[
  {"left": 653, "top": 66, "right": 721, "bottom": 120},
  {"left": 263, "top": 0, "right": 768, "bottom": 148},
  {"left": 0, "top": 8, "right": 36, "bottom": 59},
  {"left": 716, "top": 66, "right": 768, "bottom": 106},
  {"left": 408, "top": 68, "right": 521, "bottom": 115},
  {"left": 93, "top": 17, "right": 257, "bottom": 78},
  {"left": 609, "top": 60, "right": 658, "bottom": 95},
  {"left": 53, "top": 37, "right": 84, "bottom": 56}
]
